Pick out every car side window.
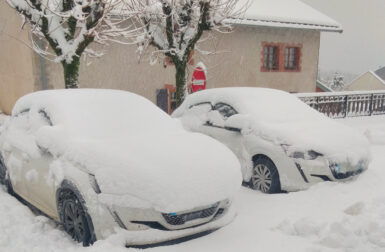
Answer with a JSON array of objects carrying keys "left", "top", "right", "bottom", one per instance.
[
  {"left": 11, "top": 109, "right": 31, "bottom": 128},
  {"left": 14, "top": 108, "right": 30, "bottom": 118},
  {"left": 38, "top": 109, "right": 53, "bottom": 126},
  {"left": 213, "top": 103, "right": 238, "bottom": 119},
  {"left": 189, "top": 102, "right": 213, "bottom": 111}
]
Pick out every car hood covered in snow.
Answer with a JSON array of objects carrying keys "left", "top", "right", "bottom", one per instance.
[
  {"left": 3, "top": 89, "right": 241, "bottom": 213},
  {"left": 173, "top": 88, "right": 370, "bottom": 165}
]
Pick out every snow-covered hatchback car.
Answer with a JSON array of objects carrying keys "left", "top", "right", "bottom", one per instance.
[
  {"left": 173, "top": 88, "right": 370, "bottom": 193},
  {"left": 0, "top": 89, "right": 241, "bottom": 246}
]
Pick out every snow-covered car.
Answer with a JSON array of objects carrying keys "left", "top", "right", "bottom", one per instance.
[
  {"left": 0, "top": 89, "right": 241, "bottom": 246},
  {"left": 173, "top": 88, "right": 370, "bottom": 194}
]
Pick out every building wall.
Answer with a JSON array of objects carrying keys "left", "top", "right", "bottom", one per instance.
[
  {"left": 45, "top": 26, "right": 320, "bottom": 103},
  {"left": 0, "top": 3, "right": 37, "bottom": 115},
  {"left": 194, "top": 26, "right": 320, "bottom": 94},
  {"left": 347, "top": 72, "right": 385, "bottom": 91},
  {"left": 0, "top": 8, "right": 321, "bottom": 112}
]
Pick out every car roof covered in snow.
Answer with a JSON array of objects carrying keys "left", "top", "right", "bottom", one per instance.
[
  {"left": 228, "top": 0, "right": 342, "bottom": 32},
  {"left": 174, "top": 87, "right": 324, "bottom": 123},
  {"left": 13, "top": 89, "right": 181, "bottom": 137}
]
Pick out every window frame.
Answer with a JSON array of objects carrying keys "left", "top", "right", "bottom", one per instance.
[
  {"left": 262, "top": 44, "right": 280, "bottom": 71},
  {"left": 284, "top": 46, "right": 301, "bottom": 71}
]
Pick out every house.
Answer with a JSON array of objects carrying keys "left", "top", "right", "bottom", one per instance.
[
  {"left": 0, "top": 0, "right": 342, "bottom": 114},
  {"left": 347, "top": 66, "right": 385, "bottom": 91}
]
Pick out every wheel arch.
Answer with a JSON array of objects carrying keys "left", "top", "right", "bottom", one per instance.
[{"left": 252, "top": 154, "right": 275, "bottom": 166}]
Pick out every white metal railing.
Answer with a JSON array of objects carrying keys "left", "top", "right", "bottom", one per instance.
[{"left": 296, "top": 90, "right": 385, "bottom": 118}]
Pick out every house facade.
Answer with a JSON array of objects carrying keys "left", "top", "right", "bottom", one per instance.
[
  {"left": 347, "top": 67, "right": 385, "bottom": 91},
  {"left": 0, "top": 0, "right": 342, "bottom": 115}
]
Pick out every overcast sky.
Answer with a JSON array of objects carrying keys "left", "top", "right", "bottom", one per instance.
[{"left": 301, "top": 0, "right": 385, "bottom": 76}]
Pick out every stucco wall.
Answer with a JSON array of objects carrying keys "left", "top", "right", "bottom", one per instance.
[
  {"left": 347, "top": 72, "right": 385, "bottom": 91},
  {"left": 0, "top": 3, "right": 37, "bottom": 115},
  {"left": 194, "top": 26, "right": 320, "bottom": 93},
  {"left": 45, "top": 26, "right": 320, "bottom": 104}
]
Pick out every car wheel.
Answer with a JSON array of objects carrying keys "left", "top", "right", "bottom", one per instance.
[
  {"left": 0, "top": 155, "right": 6, "bottom": 185},
  {"left": 250, "top": 156, "right": 281, "bottom": 194},
  {"left": 59, "top": 189, "right": 93, "bottom": 246},
  {"left": 0, "top": 155, "right": 14, "bottom": 194}
]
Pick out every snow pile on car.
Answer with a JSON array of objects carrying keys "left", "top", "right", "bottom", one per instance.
[
  {"left": 173, "top": 88, "right": 370, "bottom": 165},
  {"left": 1, "top": 116, "right": 385, "bottom": 251},
  {"left": 0, "top": 89, "right": 242, "bottom": 213},
  {"left": 0, "top": 111, "right": 8, "bottom": 125}
]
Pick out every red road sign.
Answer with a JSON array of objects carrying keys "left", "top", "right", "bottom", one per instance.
[{"left": 191, "top": 66, "right": 207, "bottom": 93}]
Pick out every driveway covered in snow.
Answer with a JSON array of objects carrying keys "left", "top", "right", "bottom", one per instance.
[{"left": 1, "top": 116, "right": 385, "bottom": 252}]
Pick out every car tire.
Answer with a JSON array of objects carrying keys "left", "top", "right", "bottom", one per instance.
[
  {"left": 250, "top": 156, "right": 281, "bottom": 194},
  {"left": 0, "top": 154, "right": 6, "bottom": 185},
  {"left": 58, "top": 188, "right": 94, "bottom": 246},
  {"left": 0, "top": 154, "right": 14, "bottom": 195}
]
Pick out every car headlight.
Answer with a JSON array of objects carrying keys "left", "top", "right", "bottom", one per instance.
[{"left": 281, "top": 145, "right": 323, "bottom": 160}]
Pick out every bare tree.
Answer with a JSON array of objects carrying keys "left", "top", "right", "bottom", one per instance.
[
  {"left": 127, "top": 0, "right": 246, "bottom": 105},
  {"left": 331, "top": 72, "right": 345, "bottom": 91},
  {"left": 7, "top": 0, "right": 137, "bottom": 88}
]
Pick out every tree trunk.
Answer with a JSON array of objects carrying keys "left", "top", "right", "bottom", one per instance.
[
  {"left": 175, "top": 62, "right": 187, "bottom": 107},
  {"left": 62, "top": 57, "right": 80, "bottom": 89}
]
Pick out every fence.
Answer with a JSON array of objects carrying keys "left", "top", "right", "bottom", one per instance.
[{"left": 296, "top": 91, "right": 385, "bottom": 118}]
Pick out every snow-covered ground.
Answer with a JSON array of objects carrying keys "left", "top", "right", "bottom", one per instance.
[{"left": 1, "top": 115, "right": 385, "bottom": 252}]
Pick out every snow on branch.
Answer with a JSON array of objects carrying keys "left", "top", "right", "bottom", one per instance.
[
  {"left": 7, "top": 0, "right": 139, "bottom": 64},
  {"left": 125, "top": 0, "right": 248, "bottom": 64}
]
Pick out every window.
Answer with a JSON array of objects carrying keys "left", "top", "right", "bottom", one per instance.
[
  {"left": 263, "top": 45, "right": 279, "bottom": 70},
  {"left": 213, "top": 103, "right": 238, "bottom": 119},
  {"left": 261, "top": 43, "right": 302, "bottom": 72},
  {"left": 285, "top": 47, "right": 300, "bottom": 70}
]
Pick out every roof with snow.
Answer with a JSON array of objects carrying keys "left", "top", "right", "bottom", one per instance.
[
  {"left": 228, "top": 0, "right": 343, "bottom": 32},
  {"left": 346, "top": 68, "right": 385, "bottom": 89},
  {"left": 316, "top": 80, "right": 333, "bottom": 92},
  {"left": 374, "top": 66, "right": 385, "bottom": 81}
]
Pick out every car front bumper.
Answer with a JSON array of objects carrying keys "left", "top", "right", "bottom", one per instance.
[
  {"left": 296, "top": 158, "right": 368, "bottom": 183},
  {"left": 280, "top": 157, "right": 368, "bottom": 192},
  {"left": 89, "top": 197, "right": 234, "bottom": 245},
  {"left": 108, "top": 205, "right": 236, "bottom": 246}
]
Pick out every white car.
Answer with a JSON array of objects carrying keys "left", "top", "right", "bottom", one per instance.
[
  {"left": 0, "top": 89, "right": 241, "bottom": 246},
  {"left": 173, "top": 88, "right": 370, "bottom": 193}
]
